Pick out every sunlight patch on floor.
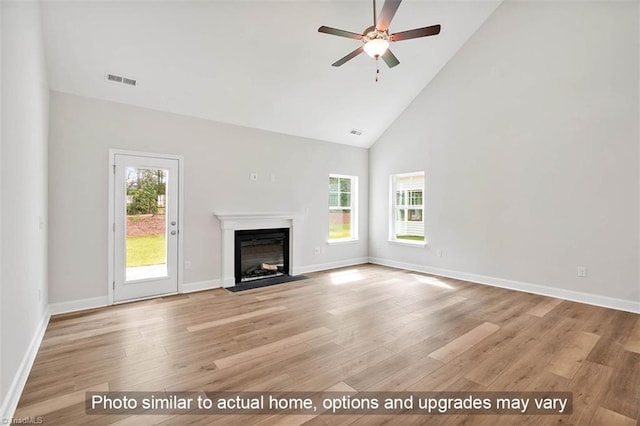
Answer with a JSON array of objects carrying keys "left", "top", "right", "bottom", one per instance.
[
  {"left": 408, "top": 273, "right": 454, "bottom": 289},
  {"left": 329, "top": 269, "right": 364, "bottom": 285}
]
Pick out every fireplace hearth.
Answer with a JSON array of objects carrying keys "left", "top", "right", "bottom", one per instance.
[{"left": 235, "top": 228, "right": 290, "bottom": 284}]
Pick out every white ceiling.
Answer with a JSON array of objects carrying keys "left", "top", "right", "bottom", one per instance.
[{"left": 41, "top": 1, "right": 501, "bottom": 148}]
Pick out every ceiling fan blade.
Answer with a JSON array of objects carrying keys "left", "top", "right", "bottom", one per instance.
[
  {"left": 332, "top": 46, "right": 364, "bottom": 67},
  {"left": 391, "top": 24, "right": 441, "bottom": 42},
  {"left": 381, "top": 49, "right": 400, "bottom": 68},
  {"left": 376, "top": 0, "right": 402, "bottom": 31},
  {"left": 318, "top": 26, "right": 363, "bottom": 40}
]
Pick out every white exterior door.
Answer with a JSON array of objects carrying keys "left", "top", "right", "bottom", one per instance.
[{"left": 113, "top": 153, "right": 180, "bottom": 302}]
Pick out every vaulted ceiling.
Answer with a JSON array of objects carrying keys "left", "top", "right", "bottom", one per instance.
[{"left": 41, "top": 1, "right": 501, "bottom": 148}]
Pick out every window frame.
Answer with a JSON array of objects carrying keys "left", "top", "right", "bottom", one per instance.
[
  {"left": 389, "top": 171, "right": 426, "bottom": 246},
  {"left": 328, "top": 174, "right": 358, "bottom": 243}
]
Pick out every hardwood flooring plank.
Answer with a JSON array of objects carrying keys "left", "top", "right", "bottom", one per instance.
[
  {"left": 486, "top": 347, "right": 554, "bottom": 391},
  {"left": 527, "top": 297, "right": 563, "bottom": 317},
  {"left": 564, "top": 360, "right": 613, "bottom": 425},
  {"left": 41, "top": 316, "right": 163, "bottom": 347},
  {"left": 14, "top": 382, "right": 108, "bottom": 418},
  {"left": 408, "top": 295, "right": 467, "bottom": 318},
  {"left": 603, "top": 310, "right": 638, "bottom": 345},
  {"left": 586, "top": 336, "right": 626, "bottom": 367},
  {"left": 601, "top": 349, "right": 640, "bottom": 420},
  {"left": 590, "top": 407, "right": 637, "bottom": 426},
  {"left": 327, "top": 294, "right": 394, "bottom": 316},
  {"left": 545, "top": 331, "right": 600, "bottom": 379},
  {"left": 623, "top": 316, "right": 640, "bottom": 353},
  {"left": 282, "top": 347, "right": 397, "bottom": 392},
  {"left": 213, "top": 327, "right": 333, "bottom": 369},
  {"left": 367, "top": 355, "right": 443, "bottom": 392},
  {"left": 463, "top": 327, "right": 540, "bottom": 386},
  {"left": 16, "top": 380, "right": 77, "bottom": 408},
  {"left": 428, "top": 322, "right": 500, "bottom": 363},
  {"left": 253, "top": 382, "right": 357, "bottom": 426},
  {"left": 343, "top": 350, "right": 427, "bottom": 391},
  {"left": 187, "top": 306, "right": 288, "bottom": 332}
]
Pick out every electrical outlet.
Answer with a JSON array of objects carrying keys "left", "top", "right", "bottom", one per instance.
[
  {"left": 577, "top": 266, "right": 587, "bottom": 277},
  {"left": 314, "top": 247, "right": 320, "bottom": 255},
  {"left": 184, "top": 261, "right": 191, "bottom": 270},
  {"left": 250, "top": 172, "right": 258, "bottom": 182},
  {"left": 437, "top": 249, "right": 443, "bottom": 257}
]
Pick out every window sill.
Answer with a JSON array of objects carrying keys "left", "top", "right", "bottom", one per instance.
[
  {"left": 327, "top": 238, "right": 359, "bottom": 245},
  {"left": 388, "top": 239, "right": 427, "bottom": 247}
]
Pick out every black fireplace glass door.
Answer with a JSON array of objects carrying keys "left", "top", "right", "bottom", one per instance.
[{"left": 235, "top": 228, "right": 290, "bottom": 283}]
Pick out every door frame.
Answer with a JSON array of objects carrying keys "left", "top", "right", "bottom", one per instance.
[{"left": 107, "top": 149, "right": 185, "bottom": 305}]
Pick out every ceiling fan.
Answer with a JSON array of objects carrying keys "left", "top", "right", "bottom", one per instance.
[{"left": 318, "top": 0, "right": 441, "bottom": 70}]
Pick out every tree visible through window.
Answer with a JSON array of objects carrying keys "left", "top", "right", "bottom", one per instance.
[
  {"left": 329, "top": 174, "right": 358, "bottom": 241},
  {"left": 391, "top": 172, "right": 425, "bottom": 242}
]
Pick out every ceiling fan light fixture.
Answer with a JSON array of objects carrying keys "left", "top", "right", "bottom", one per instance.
[{"left": 363, "top": 38, "right": 390, "bottom": 58}]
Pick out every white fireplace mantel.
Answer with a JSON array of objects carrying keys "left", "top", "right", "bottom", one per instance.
[{"left": 214, "top": 211, "right": 302, "bottom": 287}]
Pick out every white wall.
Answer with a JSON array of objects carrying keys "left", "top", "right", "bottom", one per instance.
[
  {"left": 369, "top": 1, "right": 640, "bottom": 309},
  {"left": 48, "top": 92, "right": 368, "bottom": 305},
  {"left": 0, "top": 1, "right": 49, "bottom": 417}
]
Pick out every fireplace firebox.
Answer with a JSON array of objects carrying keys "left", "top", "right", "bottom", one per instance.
[{"left": 234, "top": 228, "right": 290, "bottom": 284}]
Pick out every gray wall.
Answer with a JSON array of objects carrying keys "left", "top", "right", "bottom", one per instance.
[
  {"left": 1, "top": 1, "right": 49, "bottom": 409},
  {"left": 369, "top": 1, "right": 640, "bottom": 305},
  {"left": 48, "top": 92, "right": 369, "bottom": 304}
]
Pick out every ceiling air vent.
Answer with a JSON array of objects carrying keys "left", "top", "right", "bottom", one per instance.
[
  {"left": 107, "top": 74, "right": 122, "bottom": 83},
  {"left": 350, "top": 128, "right": 363, "bottom": 136},
  {"left": 106, "top": 73, "right": 136, "bottom": 87}
]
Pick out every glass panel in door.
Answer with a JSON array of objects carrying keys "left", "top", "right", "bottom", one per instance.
[{"left": 125, "top": 167, "right": 169, "bottom": 281}]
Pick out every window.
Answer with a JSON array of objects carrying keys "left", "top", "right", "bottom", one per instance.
[
  {"left": 329, "top": 174, "right": 358, "bottom": 241},
  {"left": 390, "top": 172, "right": 425, "bottom": 243}
]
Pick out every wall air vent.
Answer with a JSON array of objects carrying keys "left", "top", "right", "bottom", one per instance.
[
  {"left": 350, "top": 129, "right": 363, "bottom": 136},
  {"left": 106, "top": 73, "right": 136, "bottom": 87}
]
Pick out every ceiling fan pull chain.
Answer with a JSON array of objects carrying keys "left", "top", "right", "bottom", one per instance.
[{"left": 376, "top": 59, "right": 380, "bottom": 82}]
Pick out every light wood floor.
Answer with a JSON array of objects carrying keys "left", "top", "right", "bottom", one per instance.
[{"left": 15, "top": 264, "right": 640, "bottom": 425}]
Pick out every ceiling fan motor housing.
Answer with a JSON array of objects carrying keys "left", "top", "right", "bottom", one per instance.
[{"left": 363, "top": 28, "right": 389, "bottom": 44}]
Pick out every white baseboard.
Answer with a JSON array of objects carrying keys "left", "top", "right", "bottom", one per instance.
[
  {"left": 182, "top": 279, "right": 221, "bottom": 293},
  {"left": 49, "top": 280, "right": 225, "bottom": 315},
  {"left": 369, "top": 257, "right": 640, "bottom": 314},
  {"left": 49, "top": 296, "right": 109, "bottom": 316},
  {"left": 0, "top": 306, "right": 50, "bottom": 423},
  {"left": 297, "top": 257, "right": 369, "bottom": 275}
]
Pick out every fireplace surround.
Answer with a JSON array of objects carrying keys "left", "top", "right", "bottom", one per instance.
[{"left": 214, "top": 212, "right": 301, "bottom": 287}]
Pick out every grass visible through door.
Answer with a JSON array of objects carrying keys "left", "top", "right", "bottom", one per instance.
[{"left": 126, "top": 214, "right": 166, "bottom": 267}]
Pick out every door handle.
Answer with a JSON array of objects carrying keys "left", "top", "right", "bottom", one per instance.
[
  {"left": 171, "top": 221, "right": 177, "bottom": 226},
  {"left": 170, "top": 230, "right": 177, "bottom": 235}
]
